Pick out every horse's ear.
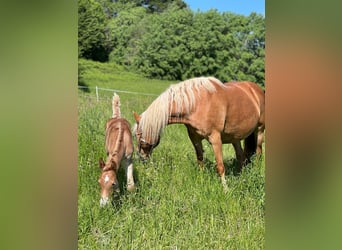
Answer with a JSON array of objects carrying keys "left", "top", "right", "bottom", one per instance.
[
  {"left": 133, "top": 111, "right": 141, "bottom": 123},
  {"left": 99, "top": 158, "right": 105, "bottom": 169},
  {"left": 101, "top": 157, "right": 115, "bottom": 171}
]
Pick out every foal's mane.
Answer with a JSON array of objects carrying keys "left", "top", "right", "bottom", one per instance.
[{"left": 139, "top": 77, "right": 223, "bottom": 142}]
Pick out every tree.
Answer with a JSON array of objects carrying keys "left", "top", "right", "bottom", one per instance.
[
  {"left": 132, "top": 8, "right": 193, "bottom": 79},
  {"left": 143, "top": 0, "right": 187, "bottom": 13},
  {"left": 107, "top": 6, "right": 148, "bottom": 65},
  {"left": 244, "top": 13, "right": 265, "bottom": 86},
  {"left": 181, "top": 10, "right": 226, "bottom": 79},
  {"left": 78, "top": 0, "right": 109, "bottom": 61},
  {"left": 79, "top": 1, "right": 265, "bottom": 86},
  {"left": 111, "top": 0, "right": 187, "bottom": 13}
]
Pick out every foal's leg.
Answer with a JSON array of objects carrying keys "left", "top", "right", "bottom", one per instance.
[
  {"left": 232, "top": 141, "right": 246, "bottom": 172},
  {"left": 209, "top": 131, "right": 227, "bottom": 190},
  {"left": 186, "top": 126, "right": 204, "bottom": 170},
  {"left": 125, "top": 155, "right": 135, "bottom": 192}
]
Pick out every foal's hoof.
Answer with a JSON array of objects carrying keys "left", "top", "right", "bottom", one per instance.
[
  {"left": 223, "top": 184, "right": 229, "bottom": 194},
  {"left": 127, "top": 184, "right": 136, "bottom": 192}
]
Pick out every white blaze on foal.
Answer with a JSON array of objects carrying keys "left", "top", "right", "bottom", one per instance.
[{"left": 104, "top": 175, "right": 109, "bottom": 183}]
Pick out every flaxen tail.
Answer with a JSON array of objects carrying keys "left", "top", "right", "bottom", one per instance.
[{"left": 112, "top": 93, "right": 121, "bottom": 118}]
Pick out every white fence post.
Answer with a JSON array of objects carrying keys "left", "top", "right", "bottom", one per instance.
[{"left": 96, "top": 86, "right": 99, "bottom": 102}]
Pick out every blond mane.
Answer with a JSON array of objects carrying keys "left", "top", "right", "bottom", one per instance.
[{"left": 139, "top": 77, "right": 224, "bottom": 142}]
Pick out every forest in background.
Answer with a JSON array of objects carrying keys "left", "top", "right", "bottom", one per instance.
[{"left": 78, "top": 0, "right": 265, "bottom": 86}]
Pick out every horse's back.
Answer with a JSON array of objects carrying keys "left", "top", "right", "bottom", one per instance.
[
  {"left": 217, "top": 81, "right": 265, "bottom": 141},
  {"left": 106, "top": 118, "right": 132, "bottom": 134},
  {"left": 105, "top": 118, "right": 133, "bottom": 158},
  {"left": 223, "top": 81, "right": 264, "bottom": 114},
  {"left": 224, "top": 81, "right": 264, "bottom": 97},
  {"left": 237, "top": 81, "right": 265, "bottom": 125}
]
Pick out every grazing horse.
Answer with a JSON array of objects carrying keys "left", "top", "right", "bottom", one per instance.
[
  {"left": 133, "top": 77, "right": 265, "bottom": 188},
  {"left": 98, "top": 93, "right": 135, "bottom": 206}
]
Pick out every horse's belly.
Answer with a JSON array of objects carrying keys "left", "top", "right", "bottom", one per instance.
[
  {"left": 221, "top": 133, "right": 246, "bottom": 143},
  {"left": 221, "top": 126, "right": 255, "bottom": 143},
  {"left": 221, "top": 111, "right": 259, "bottom": 142}
]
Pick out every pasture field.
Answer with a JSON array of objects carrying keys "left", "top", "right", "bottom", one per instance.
[{"left": 78, "top": 60, "right": 265, "bottom": 249}]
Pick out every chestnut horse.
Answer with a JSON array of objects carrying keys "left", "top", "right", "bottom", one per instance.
[
  {"left": 133, "top": 77, "right": 265, "bottom": 189},
  {"left": 98, "top": 93, "right": 135, "bottom": 206}
]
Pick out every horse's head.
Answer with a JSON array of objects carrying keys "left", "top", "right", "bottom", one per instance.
[
  {"left": 98, "top": 158, "right": 119, "bottom": 207},
  {"left": 133, "top": 112, "right": 160, "bottom": 161}
]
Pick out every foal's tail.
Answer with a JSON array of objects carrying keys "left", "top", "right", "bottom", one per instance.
[{"left": 112, "top": 93, "right": 121, "bottom": 118}]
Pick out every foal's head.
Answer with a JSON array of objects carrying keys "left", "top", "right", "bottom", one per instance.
[
  {"left": 98, "top": 158, "right": 119, "bottom": 206},
  {"left": 133, "top": 112, "right": 160, "bottom": 161}
]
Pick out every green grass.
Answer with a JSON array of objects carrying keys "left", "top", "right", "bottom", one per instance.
[
  {"left": 78, "top": 60, "right": 265, "bottom": 249},
  {"left": 78, "top": 58, "right": 174, "bottom": 95}
]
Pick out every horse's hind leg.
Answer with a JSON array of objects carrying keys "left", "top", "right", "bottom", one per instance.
[
  {"left": 186, "top": 126, "right": 204, "bottom": 170},
  {"left": 232, "top": 141, "right": 246, "bottom": 172},
  {"left": 256, "top": 125, "right": 265, "bottom": 155},
  {"left": 244, "top": 125, "right": 264, "bottom": 162},
  {"left": 244, "top": 132, "right": 256, "bottom": 163}
]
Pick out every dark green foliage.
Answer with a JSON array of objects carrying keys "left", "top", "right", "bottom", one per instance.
[
  {"left": 113, "top": 0, "right": 187, "bottom": 13},
  {"left": 78, "top": 0, "right": 110, "bottom": 61},
  {"left": 132, "top": 8, "right": 194, "bottom": 80},
  {"left": 108, "top": 6, "right": 148, "bottom": 65},
  {"left": 129, "top": 9, "right": 265, "bottom": 86},
  {"left": 141, "top": 0, "right": 187, "bottom": 13},
  {"left": 78, "top": 1, "right": 265, "bottom": 87}
]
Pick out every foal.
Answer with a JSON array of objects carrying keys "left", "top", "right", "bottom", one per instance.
[{"left": 98, "top": 93, "right": 135, "bottom": 206}]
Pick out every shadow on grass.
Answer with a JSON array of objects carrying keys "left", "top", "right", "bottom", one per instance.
[
  {"left": 201, "top": 158, "right": 241, "bottom": 176},
  {"left": 201, "top": 157, "right": 256, "bottom": 177}
]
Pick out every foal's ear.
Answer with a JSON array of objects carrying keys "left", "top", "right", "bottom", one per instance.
[
  {"left": 133, "top": 111, "right": 141, "bottom": 123},
  {"left": 99, "top": 158, "right": 105, "bottom": 169}
]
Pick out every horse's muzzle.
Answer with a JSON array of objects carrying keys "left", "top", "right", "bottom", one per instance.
[
  {"left": 137, "top": 151, "right": 150, "bottom": 162},
  {"left": 100, "top": 197, "right": 109, "bottom": 207}
]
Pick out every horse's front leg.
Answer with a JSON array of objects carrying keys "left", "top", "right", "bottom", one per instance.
[
  {"left": 209, "top": 132, "right": 227, "bottom": 191},
  {"left": 193, "top": 140, "right": 204, "bottom": 170},
  {"left": 186, "top": 126, "right": 204, "bottom": 170}
]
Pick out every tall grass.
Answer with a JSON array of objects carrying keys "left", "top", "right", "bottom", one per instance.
[{"left": 78, "top": 60, "right": 265, "bottom": 249}]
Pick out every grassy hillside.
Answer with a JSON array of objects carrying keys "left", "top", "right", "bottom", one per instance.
[
  {"left": 78, "top": 58, "right": 174, "bottom": 96},
  {"left": 78, "top": 59, "right": 265, "bottom": 249}
]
